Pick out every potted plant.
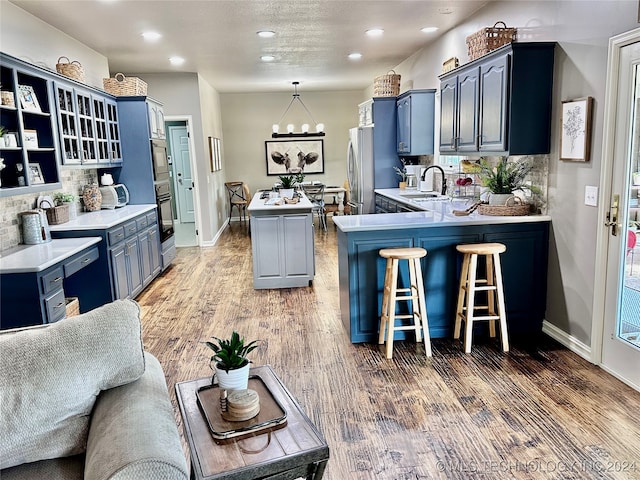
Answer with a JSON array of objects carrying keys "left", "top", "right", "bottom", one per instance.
[
  {"left": 477, "top": 156, "right": 540, "bottom": 205},
  {"left": 278, "top": 173, "right": 304, "bottom": 198},
  {"left": 54, "top": 192, "right": 79, "bottom": 220},
  {"left": 393, "top": 165, "right": 407, "bottom": 189},
  {"left": 204, "top": 331, "right": 258, "bottom": 391}
]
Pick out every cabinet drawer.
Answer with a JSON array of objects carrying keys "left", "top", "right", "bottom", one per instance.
[
  {"left": 108, "top": 226, "right": 126, "bottom": 246},
  {"left": 146, "top": 211, "right": 157, "bottom": 225},
  {"left": 136, "top": 215, "right": 149, "bottom": 230},
  {"left": 41, "top": 267, "right": 64, "bottom": 295},
  {"left": 64, "top": 247, "right": 99, "bottom": 277},
  {"left": 45, "top": 289, "right": 66, "bottom": 323},
  {"left": 124, "top": 220, "right": 138, "bottom": 238}
]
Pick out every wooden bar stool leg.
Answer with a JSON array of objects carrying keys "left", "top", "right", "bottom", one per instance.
[
  {"left": 485, "top": 254, "right": 497, "bottom": 338},
  {"left": 454, "top": 254, "right": 470, "bottom": 340},
  {"left": 413, "top": 257, "right": 432, "bottom": 357},
  {"left": 385, "top": 258, "right": 399, "bottom": 359},
  {"left": 493, "top": 252, "right": 509, "bottom": 352},
  {"left": 379, "top": 258, "right": 392, "bottom": 345},
  {"left": 408, "top": 257, "right": 423, "bottom": 343},
  {"left": 464, "top": 253, "right": 478, "bottom": 354}
]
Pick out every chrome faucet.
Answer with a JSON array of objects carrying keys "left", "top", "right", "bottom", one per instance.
[{"left": 421, "top": 165, "right": 447, "bottom": 196}]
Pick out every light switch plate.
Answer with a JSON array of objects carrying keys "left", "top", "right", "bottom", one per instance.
[{"left": 585, "top": 185, "right": 598, "bottom": 206}]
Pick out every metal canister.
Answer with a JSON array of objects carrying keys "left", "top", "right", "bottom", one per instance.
[{"left": 19, "top": 210, "right": 52, "bottom": 245}]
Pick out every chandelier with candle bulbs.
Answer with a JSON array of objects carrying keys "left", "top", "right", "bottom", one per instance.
[{"left": 272, "top": 81, "right": 325, "bottom": 138}]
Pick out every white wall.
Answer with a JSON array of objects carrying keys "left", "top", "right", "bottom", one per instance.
[
  {"left": 0, "top": 1, "right": 109, "bottom": 88},
  {"left": 391, "top": 0, "right": 639, "bottom": 348},
  {"left": 220, "top": 90, "right": 365, "bottom": 193}
]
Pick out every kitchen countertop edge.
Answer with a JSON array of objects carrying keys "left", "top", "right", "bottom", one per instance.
[
  {"left": 0, "top": 237, "right": 102, "bottom": 273},
  {"left": 49, "top": 204, "right": 157, "bottom": 231}
]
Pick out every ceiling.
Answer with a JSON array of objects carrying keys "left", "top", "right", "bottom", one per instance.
[{"left": 10, "top": 0, "right": 489, "bottom": 93}]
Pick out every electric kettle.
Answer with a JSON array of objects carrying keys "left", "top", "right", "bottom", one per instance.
[{"left": 19, "top": 209, "right": 52, "bottom": 245}]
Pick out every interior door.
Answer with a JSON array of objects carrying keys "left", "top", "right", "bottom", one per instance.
[
  {"left": 600, "top": 34, "right": 640, "bottom": 390},
  {"left": 169, "top": 125, "right": 195, "bottom": 223}
]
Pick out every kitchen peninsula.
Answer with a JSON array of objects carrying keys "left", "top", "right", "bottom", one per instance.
[
  {"left": 248, "top": 191, "right": 315, "bottom": 289},
  {"left": 333, "top": 193, "right": 550, "bottom": 344}
]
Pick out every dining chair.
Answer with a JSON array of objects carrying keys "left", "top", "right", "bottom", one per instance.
[
  {"left": 224, "top": 181, "right": 249, "bottom": 223},
  {"left": 301, "top": 183, "right": 327, "bottom": 231}
]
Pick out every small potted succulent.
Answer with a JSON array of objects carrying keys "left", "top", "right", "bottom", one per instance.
[
  {"left": 204, "top": 331, "right": 258, "bottom": 391},
  {"left": 278, "top": 173, "right": 304, "bottom": 198}
]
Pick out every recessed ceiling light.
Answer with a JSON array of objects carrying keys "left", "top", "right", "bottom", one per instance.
[
  {"left": 261, "top": 55, "right": 275, "bottom": 62},
  {"left": 141, "top": 31, "right": 161, "bottom": 41},
  {"left": 420, "top": 27, "right": 439, "bottom": 33},
  {"left": 365, "top": 28, "right": 384, "bottom": 37},
  {"left": 257, "top": 30, "right": 276, "bottom": 38},
  {"left": 169, "top": 56, "right": 185, "bottom": 66},
  {"left": 348, "top": 53, "right": 362, "bottom": 60}
]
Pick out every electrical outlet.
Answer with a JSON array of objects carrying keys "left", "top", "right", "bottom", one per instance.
[{"left": 585, "top": 185, "right": 598, "bottom": 207}]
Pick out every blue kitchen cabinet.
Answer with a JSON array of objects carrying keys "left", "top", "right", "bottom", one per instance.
[
  {"left": 338, "top": 221, "right": 549, "bottom": 343},
  {"left": 0, "top": 241, "right": 100, "bottom": 329},
  {"left": 0, "top": 53, "right": 62, "bottom": 197},
  {"left": 439, "top": 42, "right": 555, "bottom": 156},
  {"left": 371, "top": 97, "right": 399, "bottom": 189},
  {"left": 396, "top": 89, "right": 435, "bottom": 156}
]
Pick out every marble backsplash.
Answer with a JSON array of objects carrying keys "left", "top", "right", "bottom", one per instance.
[{"left": 0, "top": 168, "right": 98, "bottom": 253}]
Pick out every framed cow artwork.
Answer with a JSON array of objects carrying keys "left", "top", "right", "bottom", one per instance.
[{"left": 265, "top": 139, "right": 324, "bottom": 176}]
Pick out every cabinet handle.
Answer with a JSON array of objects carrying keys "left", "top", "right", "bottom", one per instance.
[
  {"left": 82, "top": 258, "right": 90, "bottom": 264},
  {"left": 450, "top": 137, "right": 455, "bottom": 149},
  {"left": 116, "top": 233, "right": 124, "bottom": 239},
  {"left": 55, "top": 302, "right": 64, "bottom": 309},
  {"left": 52, "top": 276, "right": 62, "bottom": 283}
]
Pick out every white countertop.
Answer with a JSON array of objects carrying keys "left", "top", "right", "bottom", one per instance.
[
  {"left": 248, "top": 191, "right": 313, "bottom": 213},
  {"left": 49, "top": 204, "right": 156, "bottom": 231},
  {"left": 0, "top": 237, "right": 102, "bottom": 273},
  {"left": 334, "top": 189, "right": 550, "bottom": 232}
]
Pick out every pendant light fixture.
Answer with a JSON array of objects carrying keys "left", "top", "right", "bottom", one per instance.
[{"left": 272, "top": 81, "right": 325, "bottom": 138}]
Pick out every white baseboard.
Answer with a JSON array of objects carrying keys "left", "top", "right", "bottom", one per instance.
[{"left": 542, "top": 320, "right": 593, "bottom": 362}]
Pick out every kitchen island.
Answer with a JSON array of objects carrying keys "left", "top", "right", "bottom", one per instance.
[
  {"left": 248, "top": 192, "right": 315, "bottom": 289},
  {"left": 333, "top": 194, "right": 550, "bottom": 344}
]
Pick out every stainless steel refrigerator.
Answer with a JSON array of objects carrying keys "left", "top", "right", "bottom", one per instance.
[{"left": 347, "top": 126, "right": 375, "bottom": 215}]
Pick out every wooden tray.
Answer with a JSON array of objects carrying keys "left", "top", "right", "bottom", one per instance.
[{"left": 196, "top": 375, "right": 287, "bottom": 443}]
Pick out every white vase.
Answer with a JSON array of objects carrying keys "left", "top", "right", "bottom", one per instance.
[
  {"left": 280, "top": 188, "right": 294, "bottom": 199},
  {"left": 214, "top": 363, "right": 250, "bottom": 391},
  {"left": 488, "top": 193, "right": 515, "bottom": 206}
]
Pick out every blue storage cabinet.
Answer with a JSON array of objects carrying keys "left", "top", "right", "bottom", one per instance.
[
  {"left": 371, "top": 97, "right": 399, "bottom": 189},
  {"left": 396, "top": 89, "right": 435, "bottom": 156},
  {"left": 439, "top": 42, "right": 555, "bottom": 156},
  {"left": 338, "top": 221, "right": 549, "bottom": 343}
]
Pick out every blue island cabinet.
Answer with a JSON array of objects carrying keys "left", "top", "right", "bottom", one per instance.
[{"left": 337, "top": 221, "right": 549, "bottom": 343}]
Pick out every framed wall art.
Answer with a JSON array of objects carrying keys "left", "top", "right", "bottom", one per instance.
[
  {"left": 28, "top": 163, "right": 44, "bottom": 184},
  {"left": 265, "top": 139, "right": 324, "bottom": 176},
  {"left": 22, "top": 129, "right": 38, "bottom": 149},
  {"left": 208, "top": 136, "right": 222, "bottom": 172},
  {"left": 17, "top": 85, "right": 41, "bottom": 112},
  {"left": 560, "top": 96, "right": 593, "bottom": 162}
]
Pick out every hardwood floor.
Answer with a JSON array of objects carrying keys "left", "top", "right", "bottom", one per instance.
[{"left": 137, "top": 221, "right": 640, "bottom": 480}]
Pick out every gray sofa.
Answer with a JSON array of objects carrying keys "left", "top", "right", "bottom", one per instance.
[{"left": 0, "top": 299, "right": 188, "bottom": 479}]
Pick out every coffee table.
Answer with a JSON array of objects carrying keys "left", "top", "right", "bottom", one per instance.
[{"left": 175, "top": 365, "right": 329, "bottom": 480}]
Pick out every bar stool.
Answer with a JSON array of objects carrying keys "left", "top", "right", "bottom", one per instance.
[
  {"left": 378, "top": 247, "right": 432, "bottom": 359},
  {"left": 454, "top": 243, "right": 508, "bottom": 353}
]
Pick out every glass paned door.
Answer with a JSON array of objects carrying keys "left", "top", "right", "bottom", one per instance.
[{"left": 602, "top": 38, "right": 640, "bottom": 390}]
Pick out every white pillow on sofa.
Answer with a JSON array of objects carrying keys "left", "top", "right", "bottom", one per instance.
[{"left": 0, "top": 299, "right": 145, "bottom": 470}]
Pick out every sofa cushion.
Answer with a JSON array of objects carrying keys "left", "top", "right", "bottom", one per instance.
[{"left": 0, "top": 299, "right": 145, "bottom": 470}]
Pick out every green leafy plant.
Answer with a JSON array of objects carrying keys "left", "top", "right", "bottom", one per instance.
[
  {"left": 477, "top": 156, "right": 540, "bottom": 195},
  {"left": 53, "top": 192, "right": 78, "bottom": 205},
  {"left": 204, "top": 331, "right": 258, "bottom": 373},
  {"left": 0, "top": 125, "right": 6, "bottom": 137},
  {"left": 279, "top": 173, "right": 305, "bottom": 188}
]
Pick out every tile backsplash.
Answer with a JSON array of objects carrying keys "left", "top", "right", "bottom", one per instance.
[{"left": 0, "top": 168, "right": 97, "bottom": 253}]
